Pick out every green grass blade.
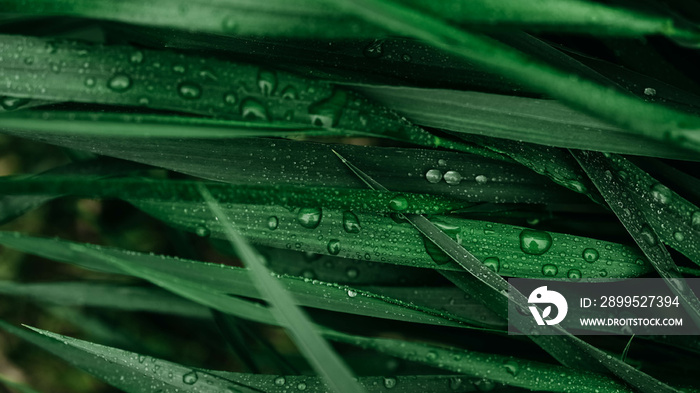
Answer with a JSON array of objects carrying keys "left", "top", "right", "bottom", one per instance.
[
  {"left": 327, "top": 330, "right": 632, "bottom": 393},
  {"left": 571, "top": 150, "right": 700, "bottom": 327},
  {"left": 0, "top": 375, "right": 42, "bottom": 393},
  {"left": 0, "top": 232, "right": 473, "bottom": 328},
  {"left": 357, "top": 85, "right": 698, "bottom": 161},
  {"left": 0, "top": 176, "right": 470, "bottom": 215},
  {"left": 196, "top": 184, "right": 366, "bottom": 393},
  {"left": 0, "top": 320, "right": 265, "bottom": 393},
  {"left": 332, "top": 150, "right": 680, "bottom": 393},
  {"left": 133, "top": 200, "right": 651, "bottom": 279},
  {"left": 340, "top": 0, "right": 700, "bottom": 155}
]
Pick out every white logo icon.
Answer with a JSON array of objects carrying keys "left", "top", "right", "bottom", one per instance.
[{"left": 528, "top": 286, "right": 568, "bottom": 326}]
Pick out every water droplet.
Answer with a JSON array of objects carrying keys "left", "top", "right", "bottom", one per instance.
[
  {"left": 423, "top": 220, "right": 462, "bottom": 265},
  {"left": 599, "top": 269, "right": 608, "bottom": 277},
  {"left": 297, "top": 207, "right": 322, "bottom": 229},
  {"left": 23, "top": 56, "right": 34, "bottom": 65},
  {"left": 107, "top": 73, "right": 132, "bottom": 92},
  {"left": 444, "top": 171, "right": 462, "bottom": 185},
  {"left": 49, "top": 62, "right": 61, "bottom": 73},
  {"left": 267, "top": 216, "right": 279, "bottom": 230},
  {"left": 644, "top": 87, "right": 656, "bottom": 96},
  {"left": 172, "top": 64, "right": 186, "bottom": 73},
  {"left": 241, "top": 98, "right": 270, "bottom": 121},
  {"left": 383, "top": 377, "right": 397, "bottom": 389},
  {"left": 363, "top": 39, "right": 384, "bottom": 58},
  {"left": 274, "top": 376, "right": 286, "bottom": 386},
  {"left": 388, "top": 196, "right": 409, "bottom": 211},
  {"left": 257, "top": 69, "right": 277, "bottom": 96},
  {"left": 519, "top": 229, "right": 553, "bottom": 255},
  {"left": 503, "top": 360, "right": 519, "bottom": 376},
  {"left": 308, "top": 90, "right": 347, "bottom": 127},
  {"left": 327, "top": 239, "right": 341, "bottom": 255},
  {"left": 177, "top": 82, "right": 202, "bottom": 100},
  {"left": 672, "top": 231, "right": 685, "bottom": 242},
  {"left": 346, "top": 267, "right": 359, "bottom": 279},
  {"left": 195, "top": 226, "right": 210, "bottom": 238},
  {"left": 426, "top": 351, "right": 438, "bottom": 361},
  {"left": 483, "top": 257, "right": 500, "bottom": 273},
  {"left": 129, "top": 50, "right": 144, "bottom": 64},
  {"left": 182, "top": 371, "right": 198, "bottom": 385},
  {"left": 297, "top": 382, "right": 307, "bottom": 391},
  {"left": 691, "top": 211, "right": 700, "bottom": 231},
  {"left": 221, "top": 15, "right": 238, "bottom": 32},
  {"left": 542, "top": 264, "right": 558, "bottom": 277},
  {"left": 224, "top": 92, "right": 237, "bottom": 105},
  {"left": 84, "top": 77, "right": 96, "bottom": 88},
  {"left": 342, "top": 211, "right": 361, "bottom": 233},
  {"left": 401, "top": 54, "right": 411, "bottom": 62},
  {"left": 347, "top": 289, "right": 357, "bottom": 297},
  {"left": 281, "top": 85, "right": 298, "bottom": 100},
  {"left": 640, "top": 224, "right": 657, "bottom": 246},
  {"left": 0, "top": 97, "right": 30, "bottom": 111},
  {"left": 449, "top": 377, "right": 463, "bottom": 390},
  {"left": 650, "top": 183, "right": 671, "bottom": 205},
  {"left": 475, "top": 175, "right": 488, "bottom": 184},
  {"left": 567, "top": 269, "right": 582, "bottom": 281},
  {"left": 425, "top": 169, "right": 442, "bottom": 184},
  {"left": 582, "top": 248, "right": 599, "bottom": 263}
]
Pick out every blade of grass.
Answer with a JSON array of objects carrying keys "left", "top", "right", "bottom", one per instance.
[
  {"left": 331, "top": 150, "right": 680, "bottom": 393},
  {"left": 571, "top": 150, "right": 700, "bottom": 328},
  {"left": 196, "top": 184, "right": 366, "bottom": 393},
  {"left": 0, "top": 374, "right": 42, "bottom": 393}
]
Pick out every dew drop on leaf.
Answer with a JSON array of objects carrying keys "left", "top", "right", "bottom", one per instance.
[
  {"left": 483, "top": 257, "right": 500, "bottom": 273},
  {"left": 0, "top": 96, "right": 30, "bottom": 111},
  {"left": 673, "top": 231, "right": 685, "bottom": 242},
  {"left": 107, "top": 73, "right": 132, "bottom": 92},
  {"left": 640, "top": 224, "right": 657, "bottom": 246},
  {"left": 363, "top": 39, "right": 384, "bottom": 58},
  {"left": 650, "top": 183, "right": 671, "bottom": 205},
  {"left": 297, "top": 382, "right": 307, "bottom": 391},
  {"left": 257, "top": 69, "right": 277, "bottom": 96},
  {"left": 177, "top": 82, "right": 202, "bottom": 100},
  {"left": 346, "top": 267, "right": 359, "bottom": 279},
  {"left": 129, "top": 50, "right": 144, "bottom": 64},
  {"left": 567, "top": 269, "right": 582, "bottom": 281},
  {"left": 281, "top": 85, "right": 298, "bottom": 100},
  {"left": 542, "top": 263, "right": 558, "bottom": 277},
  {"left": 267, "top": 216, "right": 279, "bottom": 230},
  {"left": 503, "top": 360, "right": 520, "bottom": 376},
  {"left": 519, "top": 229, "right": 553, "bottom": 255},
  {"left": 182, "top": 370, "right": 198, "bottom": 385},
  {"left": 582, "top": 248, "right": 599, "bottom": 263},
  {"left": 383, "top": 377, "right": 397, "bottom": 389},
  {"left": 691, "top": 211, "right": 700, "bottom": 231},
  {"left": 241, "top": 98, "right": 270, "bottom": 121},
  {"left": 297, "top": 207, "right": 322, "bottom": 229},
  {"left": 195, "top": 226, "right": 210, "bottom": 238},
  {"left": 342, "top": 211, "right": 361, "bottom": 233},
  {"left": 347, "top": 289, "right": 357, "bottom": 297},
  {"left": 327, "top": 239, "right": 341, "bottom": 255},
  {"left": 444, "top": 171, "right": 462, "bottom": 185},
  {"left": 274, "top": 376, "right": 286, "bottom": 386},
  {"left": 388, "top": 196, "right": 409, "bottom": 211},
  {"left": 223, "top": 92, "right": 237, "bottom": 105},
  {"left": 425, "top": 169, "right": 442, "bottom": 183},
  {"left": 475, "top": 175, "right": 489, "bottom": 184},
  {"left": 426, "top": 351, "right": 438, "bottom": 361},
  {"left": 84, "top": 77, "right": 96, "bottom": 88},
  {"left": 308, "top": 90, "right": 347, "bottom": 127}
]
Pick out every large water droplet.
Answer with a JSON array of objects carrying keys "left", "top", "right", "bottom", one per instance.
[
  {"left": 542, "top": 264, "right": 558, "bottom": 277},
  {"left": 449, "top": 377, "right": 463, "bottom": 390},
  {"left": 426, "top": 351, "right": 438, "bottom": 361},
  {"left": 267, "top": 216, "right": 279, "bottom": 230},
  {"left": 386, "top": 195, "right": 408, "bottom": 211},
  {"left": 475, "top": 175, "right": 489, "bottom": 184},
  {"left": 297, "top": 382, "right": 307, "bottom": 391},
  {"left": 503, "top": 360, "right": 519, "bottom": 376},
  {"left": 182, "top": 370, "right": 198, "bottom": 385},
  {"left": 640, "top": 224, "right": 657, "bottom": 246},
  {"left": 483, "top": 257, "right": 500, "bottom": 273},
  {"left": 195, "top": 226, "right": 210, "bottom": 238},
  {"left": 297, "top": 207, "right": 322, "bottom": 229},
  {"left": 691, "top": 211, "right": 700, "bottom": 231},
  {"left": 327, "top": 239, "right": 341, "bottom": 255},
  {"left": 567, "top": 269, "right": 582, "bottom": 281},
  {"left": 0, "top": 96, "right": 30, "bottom": 111},
  {"left": 644, "top": 87, "right": 656, "bottom": 96},
  {"left": 444, "top": 171, "right": 462, "bottom": 185},
  {"left": 650, "top": 183, "right": 671, "bottom": 205},
  {"left": 582, "top": 248, "right": 599, "bottom": 263},
  {"left": 308, "top": 90, "right": 347, "bottom": 127},
  {"left": 342, "top": 211, "right": 361, "bottom": 233},
  {"left": 224, "top": 92, "right": 237, "bottom": 105},
  {"left": 281, "top": 85, "right": 298, "bottom": 100},
  {"left": 241, "top": 98, "right": 270, "bottom": 121},
  {"left": 129, "top": 50, "right": 144, "bottom": 64},
  {"left": 519, "top": 229, "right": 553, "bottom": 255},
  {"left": 257, "top": 69, "right": 277, "bottom": 96},
  {"left": 425, "top": 169, "right": 442, "bottom": 183},
  {"left": 84, "top": 77, "right": 96, "bottom": 88},
  {"left": 178, "top": 82, "right": 202, "bottom": 100},
  {"left": 274, "top": 376, "right": 286, "bottom": 386},
  {"left": 107, "top": 73, "right": 132, "bottom": 92},
  {"left": 363, "top": 39, "right": 384, "bottom": 58},
  {"left": 347, "top": 289, "right": 357, "bottom": 298},
  {"left": 673, "top": 231, "right": 685, "bottom": 242},
  {"left": 383, "top": 377, "right": 397, "bottom": 389}
]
